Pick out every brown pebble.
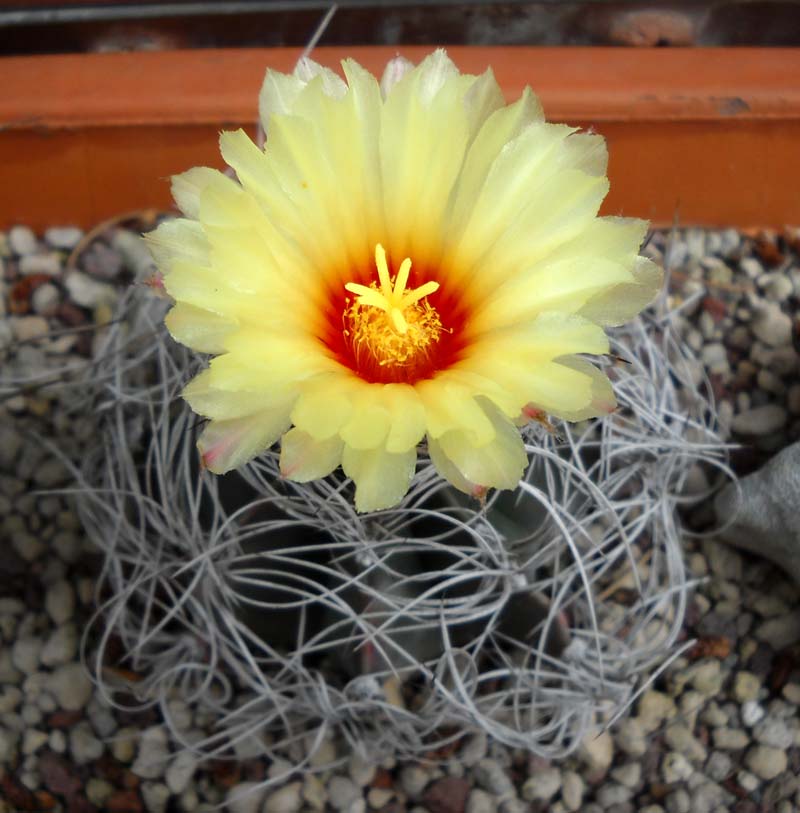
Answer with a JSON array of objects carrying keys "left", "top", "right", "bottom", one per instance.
[
  {"left": 371, "top": 769, "right": 394, "bottom": 789},
  {"left": 47, "top": 709, "right": 83, "bottom": 728},
  {"left": 57, "top": 301, "right": 88, "bottom": 326},
  {"left": 106, "top": 789, "right": 143, "bottom": 813},
  {"left": 422, "top": 776, "right": 471, "bottom": 813}
]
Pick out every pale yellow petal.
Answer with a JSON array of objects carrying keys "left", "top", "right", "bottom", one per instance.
[
  {"left": 144, "top": 218, "right": 209, "bottom": 269},
  {"left": 197, "top": 405, "right": 293, "bottom": 474},
  {"left": 182, "top": 368, "right": 290, "bottom": 420},
  {"left": 550, "top": 357, "right": 617, "bottom": 420},
  {"left": 164, "top": 303, "right": 236, "bottom": 354},
  {"left": 446, "top": 86, "right": 543, "bottom": 235},
  {"left": 291, "top": 377, "right": 357, "bottom": 440},
  {"left": 379, "top": 55, "right": 414, "bottom": 98},
  {"left": 427, "top": 437, "right": 482, "bottom": 498},
  {"left": 339, "top": 396, "right": 391, "bottom": 450},
  {"left": 259, "top": 68, "right": 305, "bottom": 130},
  {"left": 578, "top": 256, "right": 663, "bottom": 326},
  {"left": 280, "top": 427, "right": 343, "bottom": 481},
  {"left": 433, "top": 398, "right": 527, "bottom": 491},
  {"left": 342, "top": 445, "right": 417, "bottom": 512},
  {"left": 383, "top": 384, "right": 426, "bottom": 453},
  {"left": 172, "top": 167, "right": 232, "bottom": 219},
  {"left": 293, "top": 57, "right": 348, "bottom": 98},
  {"left": 415, "top": 376, "right": 496, "bottom": 444}
]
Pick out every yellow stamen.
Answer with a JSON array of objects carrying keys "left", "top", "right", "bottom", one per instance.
[
  {"left": 345, "top": 244, "right": 440, "bottom": 336},
  {"left": 343, "top": 244, "right": 445, "bottom": 373}
]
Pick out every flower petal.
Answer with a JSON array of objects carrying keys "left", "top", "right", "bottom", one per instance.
[
  {"left": 280, "top": 427, "right": 343, "bottom": 481},
  {"left": 578, "top": 256, "right": 662, "bottom": 326},
  {"left": 383, "top": 384, "right": 426, "bottom": 453},
  {"left": 171, "top": 167, "right": 231, "bottom": 219},
  {"left": 339, "top": 397, "right": 391, "bottom": 450},
  {"left": 292, "top": 377, "right": 357, "bottom": 440},
  {"left": 432, "top": 398, "right": 527, "bottom": 491},
  {"left": 197, "top": 405, "right": 293, "bottom": 474},
  {"left": 165, "top": 303, "right": 236, "bottom": 355},
  {"left": 144, "top": 218, "right": 209, "bottom": 269},
  {"left": 342, "top": 445, "right": 417, "bottom": 512}
]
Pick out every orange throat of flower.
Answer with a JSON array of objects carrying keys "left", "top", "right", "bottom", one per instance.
[{"left": 330, "top": 244, "right": 465, "bottom": 385}]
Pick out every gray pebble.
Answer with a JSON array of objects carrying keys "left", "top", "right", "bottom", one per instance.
[
  {"left": 11, "top": 315, "right": 49, "bottom": 343},
  {"left": 48, "top": 662, "right": 92, "bottom": 711},
  {"left": 741, "top": 701, "right": 765, "bottom": 727},
  {"left": 662, "top": 752, "right": 693, "bottom": 783},
  {"left": 45, "top": 580, "right": 75, "bottom": 625},
  {"left": 474, "top": 758, "right": 514, "bottom": 796},
  {"left": 132, "top": 726, "right": 169, "bottom": 779},
  {"left": 466, "top": 788, "right": 496, "bottom": 813},
  {"left": 705, "top": 751, "right": 732, "bottom": 782},
  {"left": 596, "top": 783, "right": 632, "bottom": 807},
  {"left": 730, "top": 404, "right": 787, "bottom": 436},
  {"left": 327, "top": 776, "right": 361, "bottom": 811},
  {"left": 226, "top": 784, "right": 266, "bottom": 813},
  {"left": 22, "top": 728, "right": 48, "bottom": 755},
  {"left": 753, "top": 717, "right": 793, "bottom": 749},
  {"left": 64, "top": 270, "right": 117, "bottom": 309},
  {"left": 348, "top": 752, "right": 376, "bottom": 786},
  {"left": 11, "top": 637, "right": 41, "bottom": 675},
  {"left": 69, "top": 721, "right": 104, "bottom": 764}
]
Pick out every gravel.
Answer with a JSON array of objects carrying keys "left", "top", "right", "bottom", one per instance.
[{"left": 3, "top": 223, "right": 800, "bottom": 811}]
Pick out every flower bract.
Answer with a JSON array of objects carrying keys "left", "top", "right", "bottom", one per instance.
[{"left": 147, "top": 50, "right": 661, "bottom": 512}]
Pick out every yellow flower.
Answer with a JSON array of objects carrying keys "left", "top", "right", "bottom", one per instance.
[{"left": 147, "top": 50, "right": 661, "bottom": 512}]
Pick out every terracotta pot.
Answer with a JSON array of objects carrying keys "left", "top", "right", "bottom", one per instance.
[{"left": 1, "top": 46, "right": 798, "bottom": 230}]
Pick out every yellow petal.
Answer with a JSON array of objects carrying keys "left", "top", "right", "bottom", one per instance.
[
  {"left": 259, "top": 68, "right": 305, "bottom": 129},
  {"left": 171, "top": 167, "right": 232, "bottom": 219},
  {"left": 433, "top": 398, "right": 527, "bottom": 491},
  {"left": 291, "top": 377, "right": 356, "bottom": 440},
  {"left": 280, "top": 427, "right": 343, "bottom": 481},
  {"left": 383, "top": 384, "right": 426, "bottom": 453},
  {"left": 165, "top": 303, "right": 236, "bottom": 354},
  {"left": 144, "top": 218, "right": 209, "bottom": 269},
  {"left": 341, "top": 444, "right": 417, "bottom": 512},
  {"left": 197, "top": 405, "right": 293, "bottom": 474},
  {"left": 415, "top": 376, "right": 495, "bottom": 444},
  {"left": 339, "top": 396, "right": 391, "bottom": 450},
  {"left": 183, "top": 368, "right": 287, "bottom": 420},
  {"left": 427, "top": 437, "right": 482, "bottom": 498},
  {"left": 579, "top": 256, "right": 663, "bottom": 326}
]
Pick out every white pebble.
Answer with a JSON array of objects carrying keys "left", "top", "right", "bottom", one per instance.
[
  {"left": 741, "top": 701, "right": 765, "bottom": 727},
  {"left": 521, "top": 767, "right": 561, "bottom": 801},
  {"left": 745, "top": 744, "right": 788, "bottom": 779},
  {"left": 752, "top": 303, "right": 792, "bottom": 347},
  {"left": 45, "top": 226, "right": 83, "bottom": 250},
  {"left": 19, "top": 253, "right": 61, "bottom": 276},
  {"left": 327, "top": 776, "right": 361, "bottom": 811},
  {"left": 31, "top": 283, "right": 60, "bottom": 315},
  {"left": 64, "top": 270, "right": 117, "bottom": 309},
  {"left": 9, "top": 225, "right": 38, "bottom": 256}
]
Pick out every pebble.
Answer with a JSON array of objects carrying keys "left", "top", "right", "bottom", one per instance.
[
  {"left": 328, "top": 776, "right": 362, "bottom": 810},
  {"left": 521, "top": 767, "right": 560, "bottom": 802},
  {"left": 64, "top": 270, "right": 117, "bottom": 308},
  {"left": 712, "top": 727, "right": 750, "bottom": 750},
  {"left": 303, "top": 775, "right": 327, "bottom": 810},
  {"left": 225, "top": 783, "right": 265, "bottom": 813},
  {"left": 22, "top": 728, "right": 48, "bottom": 755},
  {"left": 9, "top": 225, "right": 38, "bottom": 255},
  {"left": 705, "top": 751, "right": 732, "bottom": 782},
  {"left": 40, "top": 624, "right": 78, "bottom": 666},
  {"left": 400, "top": 765, "right": 431, "bottom": 800},
  {"left": 11, "top": 315, "right": 49, "bottom": 342},
  {"left": 69, "top": 721, "right": 104, "bottom": 764},
  {"left": 474, "top": 759, "right": 515, "bottom": 796},
  {"left": 19, "top": 252, "right": 61, "bottom": 276},
  {"left": 730, "top": 405, "right": 787, "bottom": 436},
  {"left": 662, "top": 751, "right": 693, "bottom": 783},
  {"left": 744, "top": 745, "right": 788, "bottom": 780},
  {"left": 732, "top": 671, "right": 761, "bottom": 703},
  {"left": 110, "top": 727, "right": 137, "bottom": 763},
  {"left": 348, "top": 752, "right": 376, "bottom": 786},
  {"left": 751, "top": 303, "right": 792, "bottom": 347},
  {"left": 465, "top": 789, "right": 496, "bottom": 813},
  {"left": 45, "top": 226, "right": 83, "bottom": 250},
  {"left": 664, "top": 725, "right": 707, "bottom": 761},
  {"left": 45, "top": 580, "right": 76, "bottom": 625},
  {"left": 11, "top": 637, "right": 42, "bottom": 675},
  {"left": 132, "top": 726, "right": 169, "bottom": 779},
  {"left": 741, "top": 701, "right": 765, "bottom": 727},
  {"left": 561, "top": 771, "right": 584, "bottom": 812},
  {"left": 752, "top": 717, "right": 793, "bottom": 749},
  {"left": 263, "top": 782, "right": 303, "bottom": 813},
  {"left": 578, "top": 728, "right": 614, "bottom": 772}
]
